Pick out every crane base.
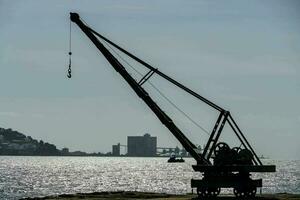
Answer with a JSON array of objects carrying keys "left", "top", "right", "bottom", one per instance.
[
  {"left": 191, "top": 174, "right": 260, "bottom": 198},
  {"left": 191, "top": 165, "right": 275, "bottom": 198}
]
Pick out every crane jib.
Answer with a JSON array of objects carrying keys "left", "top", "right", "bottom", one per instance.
[{"left": 70, "top": 12, "right": 210, "bottom": 165}]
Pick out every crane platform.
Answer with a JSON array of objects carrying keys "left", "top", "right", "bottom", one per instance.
[{"left": 192, "top": 164, "right": 276, "bottom": 172}]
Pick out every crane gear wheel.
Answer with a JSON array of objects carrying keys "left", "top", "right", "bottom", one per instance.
[
  {"left": 232, "top": 147, "right": 242, "bottom": 153},
  {"left": 213, "top": 142, "right": 230, "bottom": 157},
  {"left": 213, "top": 142, "right": 231, "bottom": 165},
  {"left": 237, "top": 149, "right": 254, "bottom": 165}
]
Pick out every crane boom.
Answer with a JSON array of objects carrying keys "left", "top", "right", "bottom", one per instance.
[{"left": 70, "top": 12, "right": 210, "bottom": 165}]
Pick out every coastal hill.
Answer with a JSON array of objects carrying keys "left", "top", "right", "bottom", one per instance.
[
  {"left": 0, "top": 127, "right": 60, "bottom": 156},
  {"left": 0, "top": 127, "right": 111, "bottom": 156}
]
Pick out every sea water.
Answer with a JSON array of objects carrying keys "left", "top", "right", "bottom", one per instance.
[{"left": 0, "top": 156, "right": 299, "bottom": 199}]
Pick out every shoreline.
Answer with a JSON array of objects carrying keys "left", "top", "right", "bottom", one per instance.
[
  {"left": 0, "top": 155, "right": 191, "bottom": 158},
  {"left": 21, "top": 191, "right": 300, "bottom": 200}
]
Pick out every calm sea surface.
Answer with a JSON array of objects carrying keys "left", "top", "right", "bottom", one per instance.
[{"left": 0, "top": 156, "right": 299, "bottom": 200}]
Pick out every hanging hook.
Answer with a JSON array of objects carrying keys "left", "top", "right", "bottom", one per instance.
[
  {"left": 67, "top": 69, "right": 72, "bottom": 78},
  {"left": 67, "top": 52, "right": 72, "bottom": 78},
  {"left": 67, "top": 64, "right": 72, "bottom": 78},
  {"left": 67, "top": 19, "right": 72, "bottom": 79}
]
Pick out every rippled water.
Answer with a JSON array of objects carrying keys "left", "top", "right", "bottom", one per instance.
[{"left": 0, "top": 156, "right": 299, "bottom": 200}]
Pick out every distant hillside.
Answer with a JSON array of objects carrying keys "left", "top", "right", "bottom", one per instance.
[
  {"left": 0, "top": 127, "right": 60, "bottom": 156},
  {"left": 0, "top": 127, "right": 114, "bottom": 156}
]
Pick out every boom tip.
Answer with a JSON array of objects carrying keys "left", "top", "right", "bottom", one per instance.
[{"left": 70, "top": 12, "right": 80, "bottom": 22}]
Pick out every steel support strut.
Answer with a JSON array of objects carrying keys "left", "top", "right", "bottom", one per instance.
[
  {"left": 138, "top": 69, "right": 156, "bottom": 86},
  {"left": 206, "top": 111, "right": 229, "bottom": 159},
  {"left": 202, "top": 112, "right": 223, "bottom": 159}
]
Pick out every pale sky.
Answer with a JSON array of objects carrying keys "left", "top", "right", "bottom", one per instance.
[{"left": 0, "top": 0, "right": 299, "bottom": 159}]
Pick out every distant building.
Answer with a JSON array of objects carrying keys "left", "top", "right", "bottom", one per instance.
[
  {"left": 112, "top": 143, "right": 120, "bottom": 156},
  {"left": 127, "top": 133, "right": 157, "bottom": 157}
]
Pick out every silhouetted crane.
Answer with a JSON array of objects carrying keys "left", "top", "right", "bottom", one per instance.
[{"left": 69, "top": 12, "right": 275, "bottom": 198}]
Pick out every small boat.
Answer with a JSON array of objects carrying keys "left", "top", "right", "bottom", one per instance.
[
  {"left": 259, "top": 155, "right": 269, "bottom": 159},
  {"left": 168, "top": 155, "right": 185, "bottom": 163}
]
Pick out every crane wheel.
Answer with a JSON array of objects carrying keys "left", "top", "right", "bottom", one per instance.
[
  {"left": 197, "top": 187, "right": 220, "bottom": 198},
  {"left": 233, "top": 186, "right": 257, "bottom": 198}
]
